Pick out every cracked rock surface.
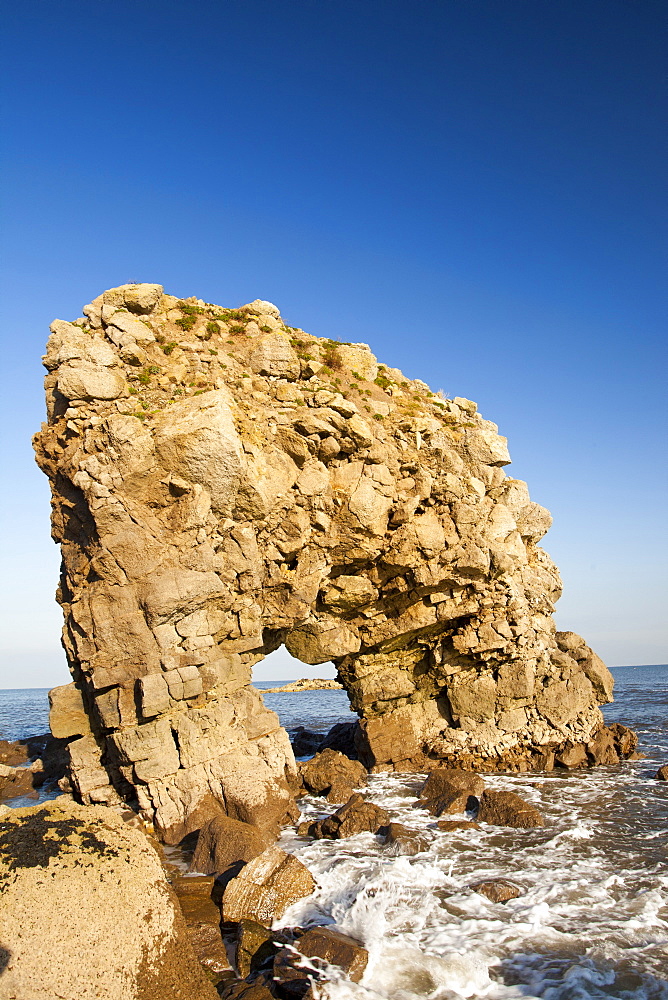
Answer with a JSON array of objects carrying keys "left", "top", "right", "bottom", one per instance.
[{"left": 34, "top": 283, "right": 619, "bottom": 839}]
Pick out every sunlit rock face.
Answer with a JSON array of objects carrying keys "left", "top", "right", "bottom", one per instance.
[{"left": 34, "top": 284, "right": 614, "bottom": 837}]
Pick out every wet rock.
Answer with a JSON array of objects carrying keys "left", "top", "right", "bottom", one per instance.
[
  {"left": 290, "top": 728, "right": 323, "bottom": 757},
  {"left": 221, "top": 846, "right": 316, "bottom": 925},
  {"left": 235, "top": 918, "right": 277, "bottom": 978},
  {"left": 300, "top": 748, "right": 367, "bottom": 803},
  {"left": 471, "top": 879, "right": 522, "bottom": 903},
  {"left": 186, "top": 921, "right": 231, "bottom": 978},
  {"left": 417, "top": 768, "right": 485, "bottom": 815},
  {"left": 172, "top": 873, "right": 223, "bottom": 924},
  {"left": 191, "top": 814, "right": 272, "bottom": 875},
  {"left": 272, "top": 948, "right": 315, "bottom": 999},
  {"left": 436, "top": 819, "right": 481, "bottom": 832},
  {"left": 0, "top": 798, "right": 218, "bottom": 999},
  {"left": 655, "top": 765, "right": 668, "bottom": 781},
  {"left": 305, "top": 792, "right": 390, "bottom": 840},
  {"left": 383, "top": 822, "right": 429, "bottom": 855},
  {"left": 0, "top": 738, "right": 31, "bottom": 766},
  {"left": 477, "top": 790, "right": 544, "bottom": 828}
]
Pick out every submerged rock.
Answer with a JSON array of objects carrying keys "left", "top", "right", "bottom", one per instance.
[
  {"left": 436, "top": 819, "right": 481, "bottom": 832},
  {"left": 33, "top": 284, "right": 631, "bottom": 840},
  {"left": 0, "top": 798, "right": 218, "bottom": 999}
]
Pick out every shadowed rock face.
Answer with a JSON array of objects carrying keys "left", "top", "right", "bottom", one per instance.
[{"left": 34, "top": 284, "right": 616, "bottom": 837}]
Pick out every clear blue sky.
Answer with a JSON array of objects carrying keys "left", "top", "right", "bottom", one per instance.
[{"left": 0, "top": 0, "right": 665, "bottom": 687}]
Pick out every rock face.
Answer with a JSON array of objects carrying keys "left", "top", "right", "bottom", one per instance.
[
  {"left": 0, "top": 798, "right": 218, "bottom": 1000},
  {"left": 34, "top": 283, "right": 624, "bottom": 837}
]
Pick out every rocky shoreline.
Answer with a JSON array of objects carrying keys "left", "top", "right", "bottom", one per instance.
[{"left": 1, "top": 716, "right": 656, "bottom": 997}]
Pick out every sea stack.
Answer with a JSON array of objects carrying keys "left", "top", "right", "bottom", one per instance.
[{"left": 33, "top": 284, "right": 628, "bottom": 839}]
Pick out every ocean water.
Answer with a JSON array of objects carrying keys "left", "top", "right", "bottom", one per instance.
[{"left": 1, "top": 666, "right": 666, "bottom": 997}]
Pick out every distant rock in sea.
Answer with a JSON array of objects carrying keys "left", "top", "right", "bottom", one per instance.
[{"left": 256, "top": 678, "right": 343, "bottom": 693}]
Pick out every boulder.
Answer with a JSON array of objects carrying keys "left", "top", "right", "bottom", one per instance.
[
  {"left": 655, "top": 765, "right": 668, "bottom": 781},
  {"left": 0, "top": 739, "right": 31, "bottom": 766},
  {"left": 190, "top": 814, "right": 272, "bottom": 875},
  {"left": 0, "top": 798, "right": 218, "bottom": 999},
  {"left": 303, "top": 793, "right": 390, "bottom": 840},
  {"left": 476, "top": 790, "right": 544, "bottom": 828},
  {"left": 221, "top": 846, "right": 316, "bottom": 925},
  {"left": 102, "top": 282, "right": 163, "bottom": 314},
  {"left": 471, "top": 879, "right": 522, "bottom": 903},
  {"left": 383, "top": 822, "right": 429, "bottom": 855},
  {"left": 417, "top": 768, "right": 484, "bottom": 815},
  {"left": 300, "top": 748, "right": 367, "bottom": 803},
  {"left": 0, "top": 761, "right": 41, "bottom": 801}
]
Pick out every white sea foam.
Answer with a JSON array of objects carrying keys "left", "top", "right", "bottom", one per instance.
[{"left": 277, "top": 759, "right": 668, "bottom": 999}]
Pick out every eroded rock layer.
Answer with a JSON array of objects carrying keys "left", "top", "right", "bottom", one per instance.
[{"left": 35, "top": 284, "right": 617, "bottom": 837}]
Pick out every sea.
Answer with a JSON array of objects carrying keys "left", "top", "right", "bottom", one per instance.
[{"left": 1, "top": 664, "right": 666, "bottom": 999}]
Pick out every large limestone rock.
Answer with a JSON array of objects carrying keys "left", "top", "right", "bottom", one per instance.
[
  {"left": 0, "top": 798, "right": 218, "bottom": 999},
  {"left": 34, "top": 284, "right": 624, "bottom": 838}
]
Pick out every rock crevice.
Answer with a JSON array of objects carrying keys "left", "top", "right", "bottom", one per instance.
[{"left": 35, "top": 283, "right": 620, "bottom": 838}]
